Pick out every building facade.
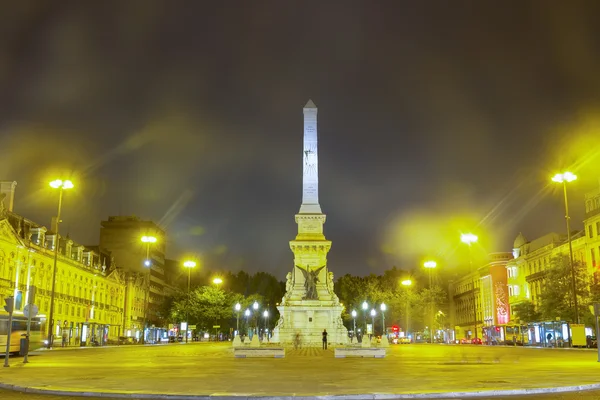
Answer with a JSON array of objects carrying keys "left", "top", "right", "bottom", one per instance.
[
  {"left": 99, "top": 216, "right": 168, "bottom": 341},
  {"left": 0, "top": 204, "right": 125, "bottom": 346},
  {"left": 449, "top": 253, "right": 512, "bottom": 341}
]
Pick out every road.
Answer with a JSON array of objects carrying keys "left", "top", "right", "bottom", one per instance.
[
  {"left": 0, "top": 343, "right": 599, "bottom": 398},
  {"left": 3, "top": 388, "right": 600, "bottom": 399}
]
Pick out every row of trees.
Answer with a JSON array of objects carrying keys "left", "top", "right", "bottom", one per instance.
[{"left": 161, "top": 266, "right": 450, "bottom": 336}]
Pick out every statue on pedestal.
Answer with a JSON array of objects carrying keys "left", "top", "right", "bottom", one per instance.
[{"left": 298, "top": 265, "right": 325, "bottom": 300}]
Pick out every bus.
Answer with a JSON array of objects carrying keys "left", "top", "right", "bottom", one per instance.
[{"left": 0, "top": 311, "right": 44, "bottom": 354}]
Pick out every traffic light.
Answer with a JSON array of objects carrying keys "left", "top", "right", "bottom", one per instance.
[{"left": 3, "top": 296, "right": 14, "bottom": 313}]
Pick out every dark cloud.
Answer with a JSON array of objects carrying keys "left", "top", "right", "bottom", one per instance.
[{"left": 1, "top": 1, "right": 600, "bottom": 278}]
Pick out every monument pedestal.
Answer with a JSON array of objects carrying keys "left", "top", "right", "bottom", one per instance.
[{"left": 272, "top": 300, "right": 347, "bottom": 345}]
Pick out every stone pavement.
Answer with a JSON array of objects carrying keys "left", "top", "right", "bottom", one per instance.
[{"left": 0, "top": 343, "right": 599, "bottom": 398}]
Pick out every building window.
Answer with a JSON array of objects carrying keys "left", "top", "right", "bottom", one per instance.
[
  {"left": 593, "top": 248, "right": 597, "bottom": 268},
  {"left": 590, "top": 225, "right": 594, "bottom": 239},
  {"left": 597, "top": 221, "right": 600, "bottom": 237},
  {"left": 514, "top": 285, "right": 520, "bottom": 296}
]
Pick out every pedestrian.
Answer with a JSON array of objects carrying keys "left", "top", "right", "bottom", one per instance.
[
  {"left": 61, "top": 330, "right": 68, "bottom": 348},
  {"left": 322, "top": 329, "right": 328, "bottom": 350}
]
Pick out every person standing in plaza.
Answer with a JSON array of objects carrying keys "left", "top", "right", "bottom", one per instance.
[{"left": 322, "top": 329, "right": 328, "bottom": 349}]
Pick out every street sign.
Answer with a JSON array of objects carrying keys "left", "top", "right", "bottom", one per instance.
[
  {"left": 23, "top": 304, "right": 39, "bottom": 319},
  {"left": 188, "top": 325, "right": 196, "bottom": 330},
  {"left": 3, "top": 296, "right": 14, "bottom": 313},
  {"left": 213, "top": 325, "right": 220, "bottom": 329}
]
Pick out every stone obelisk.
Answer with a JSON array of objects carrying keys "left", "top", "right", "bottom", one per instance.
[{"left": 272, "top": 100, "right": 348, "bottom": 345}]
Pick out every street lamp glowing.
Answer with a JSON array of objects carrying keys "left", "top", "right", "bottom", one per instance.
[
  {"left": 424, "top": 260, "right": 437, "bottom": 269},
  {"left": 235, "top": 303, "right": 241, "bottom": 311},
  {"left": 141, "top": 236, "right": 157, "bottom": 243},
  {"left": 370, "top": 308, "right": 376, "bottom": 317},
  {"left": 552, "top": 172, "right": 577, "bottom": 183},
  {"left": 49, "top": 179, "right": 74, "bottom": 189},
  {"left": 213, "top": 277, "right": 223, "bottom": 285},
  {"left": 253, "top": 301, "right": 259, "bottom": 310},
  {"left": 380, "top": 303, "right": 386, "bottom": 312},
  {"left": 401, "top": 279, "right": 412, "bottom": 286},
  {"left": 144, "top": 260, "right": 151, "bottom": 267},
  {"left": 351, "top": 310, "right": 357, "bottom": 318},
  {"left": 461, "top": 233, "right": 478, "bottom": 245},
  {"left": 183, "top": 260, "right": 196, "bottom": 268},
  {"left": 362, "top": 301, "right": 368, "bottom": 311},
  {"left": 245, "top": 309, "right": 250, "bottom": 317},
  {"left": 263, "top": 310, "right": 269, "bottom": 318}
]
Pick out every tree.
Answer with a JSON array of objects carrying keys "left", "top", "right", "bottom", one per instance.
[
  {"left": 538, "top": 255, "right": 589, "bottom": 323},
  {"left": 511, "top": 301, "right": 541, "bottom": 323}
]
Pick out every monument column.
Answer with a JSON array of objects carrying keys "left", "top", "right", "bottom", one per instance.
[{"left": 272, "top": 100, "right": 348, "bottom": 345}]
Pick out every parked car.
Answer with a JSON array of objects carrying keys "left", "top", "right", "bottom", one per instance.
[
  {"left": 399, "top": 337, "right": 411, "bottom": 344},
  {"left": 471, "top": 338, "right": 483, "bottom": 345}
]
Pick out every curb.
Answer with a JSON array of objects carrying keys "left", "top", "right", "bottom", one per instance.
[{"left": 3, "top": 382, "right": 600, "bottom": 399}]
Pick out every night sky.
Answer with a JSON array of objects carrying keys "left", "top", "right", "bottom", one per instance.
[{"left": 2, "top": 1, "right": 600, "bottom": 279}]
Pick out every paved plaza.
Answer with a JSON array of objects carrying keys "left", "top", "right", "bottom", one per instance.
[{"left": 0, "top": 343, "right": 600, "bottom": 398}]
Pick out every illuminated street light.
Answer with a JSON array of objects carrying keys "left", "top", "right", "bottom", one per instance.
[
  {"left": 263, "top": 310, "right": 269, "bottom": 339},
  {"left": 370, "top": 308, "right": 376, "bottom": 339},
  {"left": 234, "top": 303, "right": 241, "bottom": 336},
  {"left": 46, "top": 179, "right": 74, "bottom": 349},
  {"left": 182, "top": 260, "right": 197, "bottom": 344},
  {"left": 401, "top": 279, "right": 412, "bottom": 337},
  {"left": 351, "top": 310, "right": 357, "bottom": 340},
  {"left": 460, "top": 232, "right": 479, "bottom": 340},
  {"left": 423, "top": 260, "right": 437, "bottom": 344},
  {"left": 460, "top": 233, "right": 478, "bottom": 246},
  {"left": 380, "top": 303, "right": 387, "bottom": 337},
  {"left": 140, "top": 235, "right": 157, "bottom": 345},
  {"left": 552, "top": 171, "right": 579, "bottom": 323},
  {"left": 244, "top": 308, "right": 251, "bottom": 336},
  {"left": 362, "top": 301, "right": 368, "bottom": 339},
  {"left": 213, "top": 277, "right": 223, "bottom": 285}
]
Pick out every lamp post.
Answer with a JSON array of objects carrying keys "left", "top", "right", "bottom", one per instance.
[
  {"left": 380, "top": 303, "right": 386, "bottom": 336},
  {"left": 401, "top": 279, "right": 412, "bottom": 338},
  {"left": 183, "top": 260, "right": 196, "bottom": 343},
  {"left": 253, "top": 301, "right": 259, "bottom": 337},
  {"left": 263, "top": 310, "right": 269, "bottom": 339},
  {"left": 244, "top": 309, "right": 251, "bottom": 336},
  {"left": 213, "top": 277, "right": 223, "bottom": 286},
  {"left": 362, "top": 301, "right": 368, "bottom": 336},
  {"left": 46, "top": 179, "right": 74, "bottom": 349},
  {"left": 370, "top": 309, "right": 376, "bottom": 339},
  {"left": 234, "top": 303, "right": 241, "bottom": 336},
  {"left": 461, "top": 233, "right": 479, "bottom": 339},
  {"left": 552, "top": 172, "right": 580, "bottom": 323},
  {"left": 351, "top": 310, "right": 357, "bottom": 341},
  {"left": 424, "top": 261, "right": 437, "bottom": 344},
  {"left": 140, "top": 235, "right": 157, "bottom": 344}
]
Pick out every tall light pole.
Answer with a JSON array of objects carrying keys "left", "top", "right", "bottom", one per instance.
[
  {"left": 370, "top": 309, "right": 376, "bottom": 339},
  {"left": 351, "top": 310, "right": 357, "bottom": 341},
  {"left": 401, "top": 279, "right": 412, "bottom": 339},
  {"left": 141, "top": 235, "right": 157, "bottom": 344},
  {"left": 552, "top": 172, "right": 579, "bottom": 324},
  {"left": 244, "top": 309, "right": 250, "bottom": 336},
  {"left": 253, "top": 301, "right": 259, "bottom": 337},
  {"left": 424, "top": 261, "right": 437, "bottom": 344},
  {"left": 461, "top": 233, "right": 479, "bottom": 339},
  {"left": 380, "top": 303, "right": 386, "bottom": 337},
  {"left": 234, "top": 303, "right": 241, "bottom": 336},
  {"left": 47, "top": 179, "right": 74, "bottom": 349},
  {"left": 362, "top": 301, "right": 368, "bottom": 336},
  {"left": 183, "top": 260, "right": 196, "bottom": 343},
  {"left": 263, "top": 310, "right": 269, "bottom": 339}
]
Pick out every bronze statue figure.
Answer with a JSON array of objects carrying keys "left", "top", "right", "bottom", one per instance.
[{"left": 298, "top": 265, "right": 325, "bottom": 300}]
